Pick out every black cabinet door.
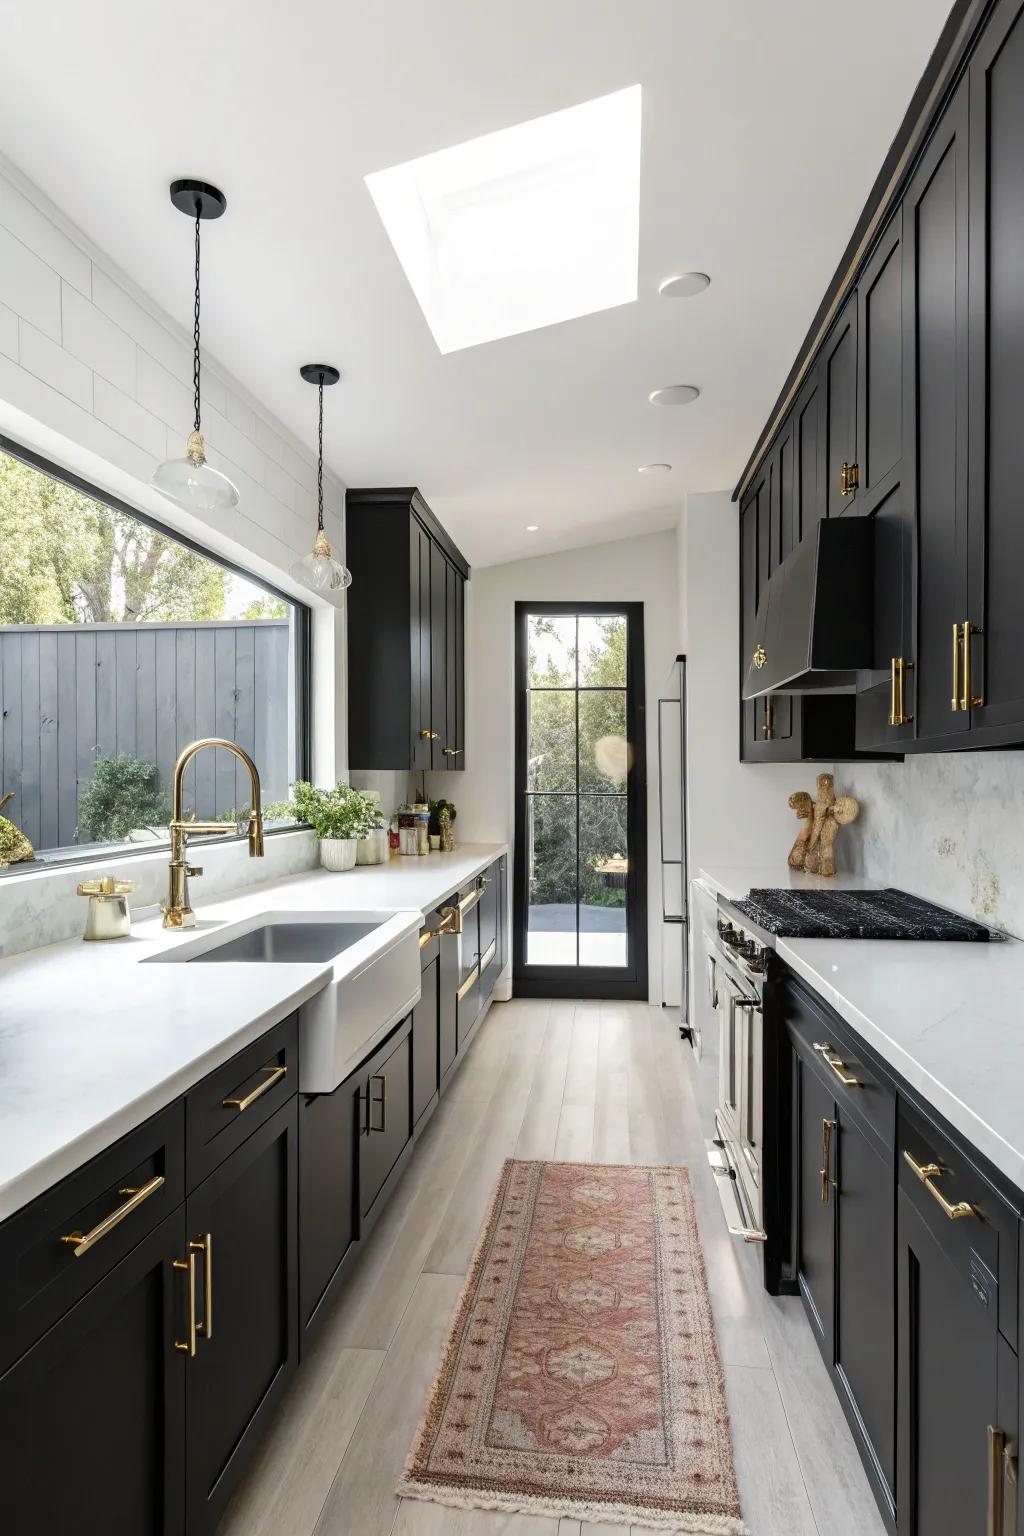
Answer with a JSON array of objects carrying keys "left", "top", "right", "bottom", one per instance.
[
  {"left": 360, "top": 1031, "right": 412, "bottom": 1221},
  {"left": 795, "top": 365, "right": 824, "bottom": 544},
  {"left": 967, "top": 0, "right": 1024, "bottom": 744},
  {"left": 430, "top": 540, "right": 449, "bottom": 772},
  {"left": 412, "top": 954, "right": 440, "bottom": 1127},
  {"left": 445, "top": 562, "right": 466, "bottom": 769},
  {"left": 857, "top": 210, "right": 904, "bottom": 515},
  {"left": 0, "top": 1208, "right": 187, "bottom": 1536},
  {"left": 185, "top": 1099, "right": 298, "bottom": 1536},
  {"left": 896, "top": 1187, "right": 1007, "bottom": 1536},
  {"left": 793, "top": 1040, "right": 836, "bottom": 1357},
  {"left": 739, "top": 484, "right": 761, "bottom": 761},
  {"left": 904, "top": 77, "right": 971, "bottom": 748},
  {"left": 298, "top": 1077, "right": 357, "bottom": 1337},
  {"left": 835, "top": 1104, "right": 896, "bottom": 1505},
  {"left": 821, "top": 295, "right": 859, "bottom": 519},
  {"left": 410, "top": 519, "right": 432, "bottom": 772}
]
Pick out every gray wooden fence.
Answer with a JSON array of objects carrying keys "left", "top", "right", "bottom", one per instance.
[{"left": 0, "top": 619, "right": 293, "bottom": 852}]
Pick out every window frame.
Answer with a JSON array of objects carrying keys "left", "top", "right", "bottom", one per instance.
[{"left": 0, "top": 433, "right": 311, "bottom": 877}]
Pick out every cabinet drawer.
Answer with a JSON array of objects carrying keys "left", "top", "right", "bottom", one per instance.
[
  {"left": 899, "top": 1099, "right": 1018, "bottom": 1350},
  {"left": 784, "top": 980, "right": 894, "bottom": 1153},
  {"left": 0, "top": 1101, "right": 185, "bottom": 1374},
  {"left": 186, "top": 1014, "right": 297, "bottom": 1189}
]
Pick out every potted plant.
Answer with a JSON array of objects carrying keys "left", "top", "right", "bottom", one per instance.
[
  {"left": 291, "top": 781, "right": 382, "bottom": 871},
  {"left": 428, "top": 797, "right": 457, "bottom": 852}
]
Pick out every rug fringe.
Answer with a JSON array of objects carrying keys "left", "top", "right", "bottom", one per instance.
[{"left": 399, "top": 1476, "right": 749, "bottom": 1534}]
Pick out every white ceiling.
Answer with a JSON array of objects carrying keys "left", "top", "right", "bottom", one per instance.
[{"left": 0, "top": 0, "right": 952, "bottom": 567}]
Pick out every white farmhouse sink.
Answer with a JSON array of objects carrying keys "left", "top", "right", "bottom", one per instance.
[{"left": 148, "top": 908, "right": 422, "bottom": 1092}]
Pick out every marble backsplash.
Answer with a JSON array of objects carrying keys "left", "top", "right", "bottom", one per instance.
[
  {"left": 0, "top": 828, "right": 319, "bottom": 960},
  {"left": 839, "top": 752, "right": 1024, "bottom": 938}
]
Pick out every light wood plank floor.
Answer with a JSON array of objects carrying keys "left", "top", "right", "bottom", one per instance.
[{"left": 218, "top": 999, "right": 886, "bottom": 1536}]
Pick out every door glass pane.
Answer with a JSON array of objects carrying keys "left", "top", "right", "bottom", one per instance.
[
  {"left": 579, "top": 794, "right": 628, "bottom": 967},
  {"left": 578, "top": 688, "right": 628, "bottom": 792},
  {"left": 578, "top": 614, "right": 626, "bottom": 685},
  {"left": 528, "top": 613, "right": 576, "bottom": 687},
  {"left": 526, "top": 793, "right": 577, "bottom": 965},
  {"left": 527, "top": 690, "right": 576, "bottom": 792}
]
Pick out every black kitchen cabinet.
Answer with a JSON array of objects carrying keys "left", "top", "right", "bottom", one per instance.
[
  {"left": 358, "top": 1022, "right": 413, "bottom": 1226},
  {"left": 791, "top": 1030, "right": 836, "bottom": 1358},
  {"left": 0, "top": 1208, "right": 187, "bottom": 1536},
  {"left": 298, "top": 1075, "right": 358, "bottom": 1341},
  {"left": 184, "top": 1098, "right": 299, "bottom": 1536},
  {"left": 822, "top": 294, "right": 859, "bottom": 518},
  {"left": 413, "top": 911, "right": 443, "bottom": 1132},
  {"left": 346, "top": 488, "right": 469, "bottom": 772}
]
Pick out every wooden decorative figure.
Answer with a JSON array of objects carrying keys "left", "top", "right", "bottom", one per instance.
[
  {"left": 0, "top": 791, "right": 35, "bottom": 869},
  {"left": 787, "top": 773, "right": 859, "bottom": 877}
]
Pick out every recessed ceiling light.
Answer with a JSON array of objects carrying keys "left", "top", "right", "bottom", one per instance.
[
  {"left": 526, "top": 524, "right": 539, "bottom": 532},
  {"left": 638, "top": 463, "right": 672, "bottom": 474},
  {"left": 658, "top": 271, "right": 710, "bottom": 299},
  {"left": 649, "top": 385, "right": 700, "bottom": 406},
  {"left": 365, "top": 86, "right": 642, "bottom": 354}
]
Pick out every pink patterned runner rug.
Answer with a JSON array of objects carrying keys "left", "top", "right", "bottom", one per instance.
[{"left": 400, "top": 1159, "right": 747, "bottom": 1534}]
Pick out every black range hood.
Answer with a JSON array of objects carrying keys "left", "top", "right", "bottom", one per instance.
[{"left": 743, "top": 517, "right": 874, "bottom": 699}]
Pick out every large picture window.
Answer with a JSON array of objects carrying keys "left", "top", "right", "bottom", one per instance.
[{"left": 0, "top": 438, "right": 309, "bottom": 872}]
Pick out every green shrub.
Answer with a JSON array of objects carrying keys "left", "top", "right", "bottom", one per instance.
[{"left": 77, "top": 754, "right": 171, "bottom": 843}]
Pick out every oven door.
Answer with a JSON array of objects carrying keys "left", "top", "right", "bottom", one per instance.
[{"left": 716, "top": 966, "right": 747, "bottom": 1151}]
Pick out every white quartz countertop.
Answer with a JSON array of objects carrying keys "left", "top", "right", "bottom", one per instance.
[
  {"left": 0, "top": 844, "right": 506, "bottom": 1222},
  {"left": 697, "top": 864, "right": 1024, "bottom": 1196}
]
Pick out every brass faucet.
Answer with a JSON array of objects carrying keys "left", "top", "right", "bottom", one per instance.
[{"left": 163, "top": 738, "right": 264, "bottom": 929}]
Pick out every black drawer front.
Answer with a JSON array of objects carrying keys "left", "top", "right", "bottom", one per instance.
[
  {"left": 784, "top": 981, "right": 894, "bottom": 1153},
  {"left": 899, "top": 1100, "right": 1018, "bottom": 1349},
  {"left": 360, "top": 1028, "right": 412, "bottom": 1220},
  {"left": 0, "top": 1101, "right": 185, "bottom": 1374},
  {"left": 186, "top": 1015, "right": 297, "bottom": 1189}
]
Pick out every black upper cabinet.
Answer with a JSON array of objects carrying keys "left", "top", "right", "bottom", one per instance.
[
  {"left": 346, "top": 489, "right": 469, "bottom": 772},
  {"left": 822, "top": 295, "right": 859, "bottom": 518},
  {"left": 967, "top": 0, "right": 1024, "bottom": 747}
]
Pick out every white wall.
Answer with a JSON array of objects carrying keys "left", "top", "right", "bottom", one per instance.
[
  {"left": 436, "top": 527, "right": 679, "bottom": 1003},
  {"left": 0, "top": 154, "right": 350, "bottom": 951}
]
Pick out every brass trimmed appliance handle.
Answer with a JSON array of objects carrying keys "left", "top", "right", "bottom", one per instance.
[
  {"left": 903, "top": 1150, "right": 975, "bottom": 1221},
  {"left": 457, "top": 963, "right": 480, "bottom": 1002},
  {"left": 222, "top": 1063, "right": 287, "bottom": 1113},
  {"left": 420, "top": 907, "right": 459, "bottom": 947},
  {"left": 173, "top": 1248, "right": 198, "bottom": 1357},
  {"left": 458, "top": 887, "right": 482, "bottom": 917},
  {"left": 812, "top": 1042, "right": 861, "bottom": 1088},
  {"left": 192, "top": 1233, "right": 213, "bottom": 1341},
  {"left": 59, "top": 1174, "right": 165, "bottom": 1258}
]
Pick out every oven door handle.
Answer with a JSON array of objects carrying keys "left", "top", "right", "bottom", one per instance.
[{"left": 706, "top": 952, "right": 718, "bottom": 1009}]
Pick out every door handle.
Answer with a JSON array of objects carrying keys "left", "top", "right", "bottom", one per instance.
[
  {"left": 222, "top": 1063, "right": 287, "bottom": 1112},
  {"left": 442, "top": 746, "right": 463, "bottom": 757},
  {"left": 903, "top": 1150, "right": 974, "bottom": 1221},
  {"left": 59, "top": 1174, "right": 165, "bottom": 1258},
  {"left": 369, "top": 1072, "right": 387, "bottom": 1133},
  {"left": 173, "top": 1249, "right": 198, "bottom": 1358},
  {"left": 889, "top": 656, "right": 914, "bottom": 727},
  {"left": 813, "top": 1041, "right": 861, "bottom": 1087},
  {"left": 820, "top": 1118, "right": 834, "bottom": 1204},
  {"left": 989, "top": 1426, "right": 1006, "bottom": 1536},
  {"left": 191, "top": 1233, "right": 213, "bottom": 1341}
]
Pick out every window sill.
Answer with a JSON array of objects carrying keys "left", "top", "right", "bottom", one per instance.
[{"left": 0, "top": 823, "right": 308, "bottom": 881}]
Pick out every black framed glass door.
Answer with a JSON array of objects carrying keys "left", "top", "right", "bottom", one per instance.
[{"left": 512, "top": 602, "right": 647, "bottom": 1000}]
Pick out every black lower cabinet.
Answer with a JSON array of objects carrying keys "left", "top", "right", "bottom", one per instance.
[
  {"left": 793, "top": 1036, "right": 836, "bottom": 1355},
  {"left": 184, "top": 1099, "right": 298, "bottom": 1536},
  {"left": 359, "top": 1024, "right": 412, "bottom": 1226},
  {"left": 298, "top": 1079, "right": 357, "bottom": 1341},
  {"left": 412, "top": 952, "right": 440, "bottom": 1129},
  {"left": 0, "top": 1208, "right": 188, "bottom": 1536}
]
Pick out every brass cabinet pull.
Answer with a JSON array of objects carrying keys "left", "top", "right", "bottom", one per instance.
[
  {"left": 442, "top": 746, "right": 463, "bottom": 757},
  {"left": 889, "top": 657, "right": 914, "bottom": 727},
  {"left": 752, "top": 645, "right": 766, "bottom": 670},
  {"left": 59, "top": 1174, "right": 165, "bottom": 1258},
  {"left": 173, "top": 1249, "right": 198, "bottom": 1357},
  {"left": 222, "top": 1063, "right": 287, "bottom": 1112},
  {"left": 191, "top": 1233, "right": 213, "bottom": 1341},
  {"left": 369, "top": 1073, "right": 387, "bottom": 1134},
  {"left": 813, "top": 1041, "right": 861, "bottom": 1087},
  {"left": 961, "top": 621, "right": 982, "bottom": 711},
  {"left": 820, "top": 1118, "right": 834, "bottom": 1204},
  {"left": 457, "top": 962, "right": 480, "bottom": 1002},
  {"left": 420, "top": 907, "right": 459, "bottom": 947},
  {"left": 952, "top": 622, "right": 962, "bottom": 711},
  {"left": 989, "top": 1426, "right": 1007, "bottom": 1536},
  {"left": 839, "top": 461, "right": 860, "bottom": 496},
  {"left": 458, "top": 887, "right": 482, "bottom": 918},
  {"left": 903, "top": 1150, "right": 975, "bottom": 1221},
  {"left": 419, "top": 729, "right": 439, "bottom": 740}
]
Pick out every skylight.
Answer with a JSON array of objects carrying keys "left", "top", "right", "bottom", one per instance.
[{"left": 365, "top": 86, "right": 642, "bottom": 354}]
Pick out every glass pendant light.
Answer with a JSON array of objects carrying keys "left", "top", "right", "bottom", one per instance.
[
  {"left": 290, "top": 364, "right": 352, "bottom": 592},
  {"left": 152, "top": 179, "right": 239, "bottom": 513}
]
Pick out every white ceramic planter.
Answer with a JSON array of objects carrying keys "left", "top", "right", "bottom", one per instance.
[{"left": 319, "top": 837, "right": 357, "bottom": 872}]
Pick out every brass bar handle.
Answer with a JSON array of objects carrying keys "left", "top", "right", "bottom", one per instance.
[
  {"left": 952, "top": 622, "right": 962, "bottom": 712},
  {"left": 961, "top": 621, "right": 982, "bottom": 711},
  {"left": 457, "top": 962, "right": 480, "bottom": 1002},
  {"left": 889, "top": 657, "right": 898, "bottom": 727},
  {"left": 889, "top": 657, "right": 914, "bottom": 727},
  {"left": 820, "top": 1118, "right": 834, "bottom": 1204},
  {"left": 60, "top": 1174, "right": 165, "bottom": 1258},
  {"left": 369, "top": 1073, "right": 387, "bottom": 1134},
  {"left": 839, "top": 461, "right": 859, "bottom": 496},
  {"left": 989, "top": 1426, "right": 1007, "bottom": 1536},
  {"left": 192, "top": 1233, "right": 213, "bottom": 1341},
  {"left": 813, "top": 1041, "right": 861, "bottom": 1087},
  {"left": 420, "top": 908, "right": 459, "bottom": 946},
  {"left": 173, "top": 1250, "right": 198, "bottom": 1357},
  {"left": 222, "top": 1063, "right": 287, "bottom": 1113},
  {"left": 903, "top": 1149, "right": 975, "bottom": 1221},
  {"left": 458, "top": 887, "right": 483, "bottom": 918}
]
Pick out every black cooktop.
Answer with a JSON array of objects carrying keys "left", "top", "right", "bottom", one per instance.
[{"left": 733, "top": 887, "right": 991, "bottom": 942}]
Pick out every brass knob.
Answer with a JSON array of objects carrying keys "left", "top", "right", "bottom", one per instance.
[{"left": 752, "top": 646, "right": 766, "bottom": 670}]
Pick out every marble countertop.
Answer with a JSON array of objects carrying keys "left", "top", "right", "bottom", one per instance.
[
  {"left": 697, "top": 864, "right": 1024, "bottom": 1195},
  {"left": 0, "top": 844, "right": 506, "bottom": 1222}
]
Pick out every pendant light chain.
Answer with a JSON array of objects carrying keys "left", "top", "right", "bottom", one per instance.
[
  {"left": 317, "top": 376, "right": 325, "bottom": 533},
  {"left": 193, "top": 207, "right": 202, "bottom": 434}
]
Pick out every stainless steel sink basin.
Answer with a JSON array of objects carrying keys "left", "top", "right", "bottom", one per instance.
[{"left": 183, "top": 920, "right": 381, "bottom": 964}]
